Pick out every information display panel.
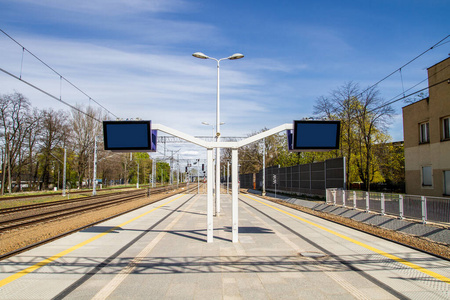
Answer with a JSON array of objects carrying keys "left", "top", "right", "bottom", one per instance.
[
  {"left": 292, "top": 120, "right": 340, "bottom": 151},
  {"left": 103, "top": 120, "right": 152, "bottom": 151},
  {"left": 286, "top": 130, "right": 293, "bottom": 151},
  {"left": 151, "top": 130, "right": 157, "bottom": 152}
]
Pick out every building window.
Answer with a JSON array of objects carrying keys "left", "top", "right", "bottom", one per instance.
[
  {"left": 444, "top": 171, "right": 450, "bottom": 196},
  {"left": 442, "top": 117, "right": 450, "bottom": 141},
  {"left": 419, "top": 122, "right": 430, "bottom": 144},
  {"left": 422, "top": 166, "right": 433, "bottom": 187}
]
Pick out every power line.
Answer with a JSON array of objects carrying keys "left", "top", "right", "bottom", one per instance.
[
  {"left": 0, "top": 66, "right": 102, "bottom": 122},
  {"left": 367, "top": 62, "right": 450, "bottom": 114},
  {"left": 360, "top": 34, "right": 450, "bottom": 96},
  {"left": 368, "top": 77, "right": 449, "bottom": 114},
  {"left": 0, "top": 28, "right": 119, "bottom": 119}
]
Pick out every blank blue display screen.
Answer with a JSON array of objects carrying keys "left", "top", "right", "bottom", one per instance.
[
  {"left": 294, "top": 121, "right": 340, "bottom": 149},
  {"left": 103, "top": 121, "right": 151, "bottom": 150}
]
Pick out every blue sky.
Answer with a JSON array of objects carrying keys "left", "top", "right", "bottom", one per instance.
[{"left": 1, "top": 0, "right": 449, "bottom": 159}]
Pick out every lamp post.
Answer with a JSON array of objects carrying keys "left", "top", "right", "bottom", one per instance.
[
  {"left": 49, "top": 149, "right": 67, "bottom": 196},
  {"left": 92, "top": 135, "right": 102, "bottom": 196},
  {"left": 202, "top": 121, "right": 225, "bottom": 140},
  {"left": 193, "top": 52, "right": 244, "bottom": 215}
]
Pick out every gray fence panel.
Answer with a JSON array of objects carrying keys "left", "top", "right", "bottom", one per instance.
[
  {"left": 240, "top": 157, "right": 344, "bottom": 197},
  {"left": 327, "top": 189, "right": 450, "bottom": 224}
]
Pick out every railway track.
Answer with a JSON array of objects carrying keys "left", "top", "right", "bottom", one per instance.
[
  {"left": 0, "top": 187, "right": 138, "bottom": 202},
  {"left": 0, "top": 184, "right": 199, "bottom": 259},
  {"left": 0, "top": 187, "right": 163, "bottom": 214},
  {"left": 0, "top": 186, "right": 182, "bottom": 233},
  {"left": 0, "top": 192, "right": 145, "bottom": 232}
]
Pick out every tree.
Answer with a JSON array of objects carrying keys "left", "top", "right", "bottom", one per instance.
[
  {"left": 314, "top": 82, "right": 360, "bottom": 189},
  {"left": 354, "top": 87, "right": 394, "bottom": 190},
  {"left": 0, "top": 92, "right": 36, "bottom": 193},
  {"left": 70, "top": 105, "right": 104, "bottom": 188},
  {"left": 156, "top": 161, "right": 170, "bottom": 184},
  {"left": 232, "top": 128, "right": 286, "bottom": 175},
  {"left": 375, "top": 141, "right": 405, "bottom": 191},
  {"left": 25, "top": 108, "right": 42, "bottom": 189},
  {"left": 314, "top": 82, "right": 396, "bottom": 190},
  {"left": 38, "top": 109, "right": 69, "bottom": 189},
  {"left": 128, "top": 152, "right": 151, "bottom": 185}
]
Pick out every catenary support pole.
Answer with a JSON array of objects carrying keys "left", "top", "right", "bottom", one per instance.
[
  {"left": 62, "top": 148, "right": 66, "bottom": 197},
  {"left": 92, "top": 136, "right": 98, "bottom": 196}
]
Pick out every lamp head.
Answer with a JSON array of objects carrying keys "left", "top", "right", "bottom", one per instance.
[
  {"left": 228, "top": 53, "right": 244, "bottom": 60},
  {"left": 192, "top": 52, "right": 209, "bottom": 59}
]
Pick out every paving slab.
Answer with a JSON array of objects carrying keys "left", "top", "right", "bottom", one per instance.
[{"left": 0, "top": 192, "right": 449, "bottom": 299}]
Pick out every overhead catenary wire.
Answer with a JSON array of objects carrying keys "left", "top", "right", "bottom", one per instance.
[
  {"left": 359, "top": 34, "right": 450, "bottom": 97},
  {"left": 366, "top": 61, "right": 450, "bottom": 114},
  {"left": 0, "top": 66, "right": 102, "bottom": 123},
  {"left": 367, "top": 77, "right": 450, "bottom": 114},
  {"left": 0, "top": 28, "right": 118, "bottom": 119}
]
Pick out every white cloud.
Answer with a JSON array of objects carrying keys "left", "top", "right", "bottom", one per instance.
[
  {"left": 12, "top": 0, "right": 188, "bottom": 15},
  {"left": 1, "top": 33, "right": 280, "bottom": 140}
]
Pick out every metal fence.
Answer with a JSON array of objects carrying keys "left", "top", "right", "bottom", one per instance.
[
  {"left": 240, "top": 157, "right": 345, "bottom": 197},
  {"left": 326, "top": 189, "right": 450, "bottom": 224}
]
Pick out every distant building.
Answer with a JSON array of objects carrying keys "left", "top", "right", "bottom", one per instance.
[{"left": 402, "top": 57, "right": 450, "bottom": 197}]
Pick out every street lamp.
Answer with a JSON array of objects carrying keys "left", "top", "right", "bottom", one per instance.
[
  {"left": 49, "top": 149, "right": 67, "bottom": 196},
  {"left": 202, "top": 121, "right": 225, "bottom": 139},
  {"left": 193, "top": 52, "right": 244, "bottom": 215},
  {"left": 92, "top": 135, "right": 102, "bottom": 196}
]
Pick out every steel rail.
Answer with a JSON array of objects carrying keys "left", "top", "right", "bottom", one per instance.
[{"left": 0, "top": 185, "right": 199, "bottom": 260}]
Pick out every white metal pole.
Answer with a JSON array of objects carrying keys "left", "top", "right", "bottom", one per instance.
[
  {"left": 421, "top": 196, "right": 427, "bottom": 224},
  {"left": 227, "top": 161, "right": 230, "bottom": 194},
  {"left": 148, "top": 170, "right": 151, "bottom": 197},
  {"left": 365, "top": 192, "right": 370, "bottom": 212},
  {"left": 207, "top": 149, "right": 214, "bottom": 243},
  {"left": 92, "top": 136, "right": 98, "bottom": 196},
  {"left": 262, "top": 138, "right": 266, "bottom": 196},
  {"left": 152, "top": 159, "right": 155, "bottom": 188},
  {"left": 232, "top": 149, "right": 239, "bottom": 243},
  {"left": 136, "top": 162, "right": 139, "bottom": 189},
  {"left": 343, "top": 156, "right": 347, "bottom": 189},
  {"left": 62, "top": 148, "right": 66, "bottom": 197},
  {"left": 399, "top": 194, "right": 404, "bottom": 219},
  {"left": 216, "top": 60, "right": 221, "bottom": 215},
  {"left": 342, "top": 190, "right": 346, "bottom": 207},
  {"left": 197, "top": 159, "right": 200, "bottom": 194}
]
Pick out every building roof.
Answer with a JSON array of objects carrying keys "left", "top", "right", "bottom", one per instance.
[
  {"left": 427, "top": 56, "right": 450, "bottom": 70},
  {"left": 402, "top": 97, "right": 429, "bottom": 109}
]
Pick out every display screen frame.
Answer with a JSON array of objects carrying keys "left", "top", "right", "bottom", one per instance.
[
  {"left": 292, "top": 120, "right": 340, "bottom": 151},
  {"left": 103, "top": 120, "right": 152, "bottom": 152}
]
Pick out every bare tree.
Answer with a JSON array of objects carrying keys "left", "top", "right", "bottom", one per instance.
[
  {"left": 70, "top": 105, "right": 104, "bottom": 188},
  {"left": 230, "top": 128, "right": 285, "bottom": 175},
  {"left": 314, "top": 82, "right": 359, "bottom": 189},
  {"left": 38, "top": 109, "right": 69, "bottom": 190},
  {"left": 354, "top": 87, "right": 394, "bottom": 191},
  {"left": 314, "top": 83, "right": 395, "bottom": 190},
  {"left": 0, "top": 92, "right": 34, "bottom": 193}
]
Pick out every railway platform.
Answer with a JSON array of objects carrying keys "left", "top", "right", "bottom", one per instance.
[{"left": 0, "top": 192, "right": 449, "bottom": 299}]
